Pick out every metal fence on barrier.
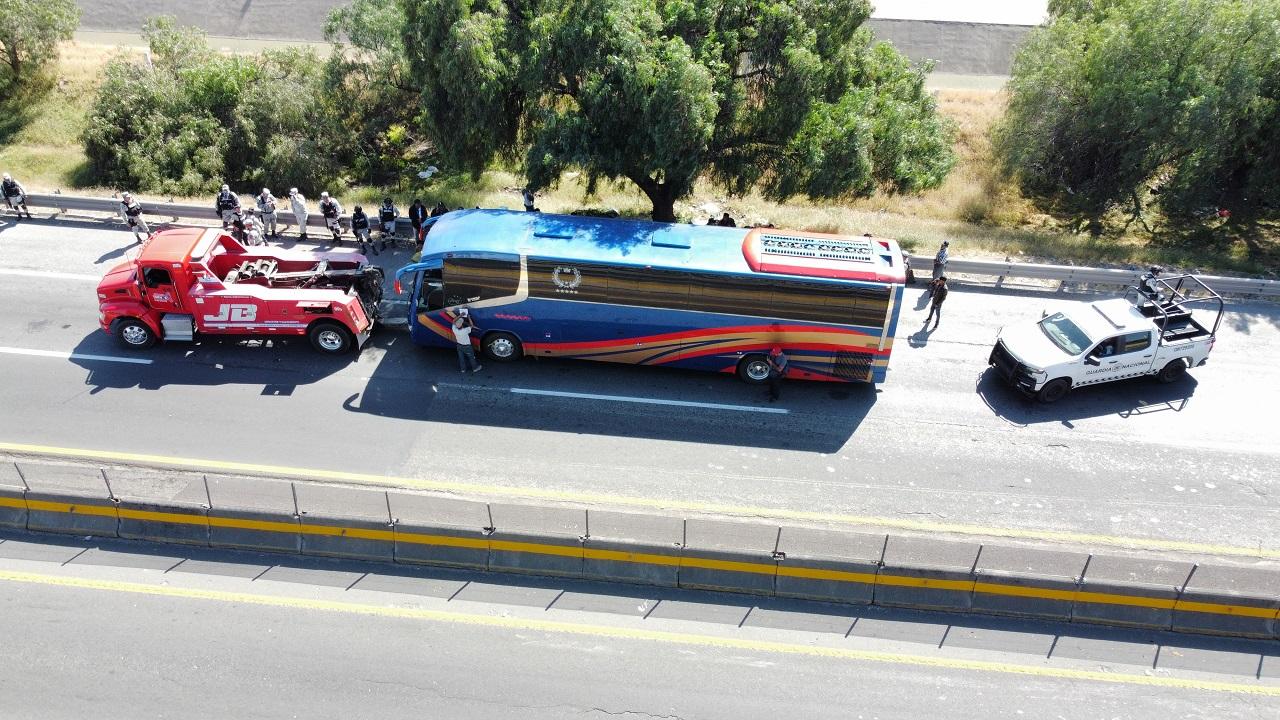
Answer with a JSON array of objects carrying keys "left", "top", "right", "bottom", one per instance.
[{"left": 21, "top": 191, "right": 1280, "bottom": 297}]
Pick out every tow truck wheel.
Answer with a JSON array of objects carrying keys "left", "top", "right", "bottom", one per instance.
[
  {"left": 483, "top": 332, "right": 523, "bottom": 361},
  {"left": 114, "top": 318, "right": 157, "bottom": 350},
  {"left": 1157, "top": 359, "right": 1187, "bottom": 384},
  {"left": 308, "top": 321, "right": 353, "bottom": 354},
  {"left": 1036, "top": 378, "right": 1071, "bottom": 404},
  {"left": 737, "top": 354, "right": 773, "bottom": 385}
]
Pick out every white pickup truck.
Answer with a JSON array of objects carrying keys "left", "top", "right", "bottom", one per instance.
[{"left": 988, "top": 274, "right": 1224, "bottom": 403}]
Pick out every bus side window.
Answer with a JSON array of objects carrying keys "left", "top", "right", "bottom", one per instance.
[
  {"left": 607, "top": 266, "right": 690, "bottom": 310},
  {"left": 689, "top": 273, "right": 772, "bottom": 317},
  {"left": 443, "top": 257, "right": 520, "bottom": 306}
]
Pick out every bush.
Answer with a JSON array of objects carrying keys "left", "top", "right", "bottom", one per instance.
[
  {"left": 81, "top": 17, "right": 338, "bottom": 195},
  {"left": 995, "top": 0, "right": 1280, "bottom": 229}
]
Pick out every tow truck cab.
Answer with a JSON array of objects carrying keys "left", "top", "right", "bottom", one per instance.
[
  {"left": 989, "top": 274, "right": 1223, "bottom": 403},
  {"left": 97, "top": 227, "right": 384, "bottom": 355}
]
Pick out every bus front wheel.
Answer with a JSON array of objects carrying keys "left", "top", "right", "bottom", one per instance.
[
  {"left": 483, "top": 332, "right": 523, "bottom": 362},
  {"left": 737, "top": 355, "right": 773, "bottom": 384}
]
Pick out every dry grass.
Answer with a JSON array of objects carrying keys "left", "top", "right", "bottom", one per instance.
[{"left": 0, "top": 43, "right": 142, "bottom": 192}]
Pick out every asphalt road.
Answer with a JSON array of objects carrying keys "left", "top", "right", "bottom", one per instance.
[
  {"left": 1, "top": 532, "right": 1275, "bottom": 718},
  {"left": 0, "top": 216, "right": 1277, "bottom": 557}
]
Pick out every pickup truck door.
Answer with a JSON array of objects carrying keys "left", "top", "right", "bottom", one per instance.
[
  {"left": 1081, "top": 331, "right": 1155, "bottom": 385},
  {"left": 140, "top": 265, "right": 183, "bottom": 314}
]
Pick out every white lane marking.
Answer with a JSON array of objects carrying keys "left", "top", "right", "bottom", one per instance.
[
  {"left": 0, "top": 347, "right": 152, "bottom": 365},
  {"left": 510, "top": 387, "right": 789, "bottom": 414},
  {"left": 0, "top": 268, "right": 101, "bottom": 282}
]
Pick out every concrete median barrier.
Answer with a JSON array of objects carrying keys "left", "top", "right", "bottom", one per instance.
[
  {"left": 18, "top": 461, "right": 118, "bottom": 537},
  {"left": 388, "top": 493, "right": 491, "bottom": 569},
  {"left": 0, "top": 463, "right": 26, "bottom": 530},
  {"left": 971, "top": 545, "right": 1088, "bottom": 621},
  {"left": 680, "top": 519, "right": 779, "bottom": 594},
  {"left": 205, "top": 474, "right": 300, "bottom": 553},
  {"left": 108, "top": 468, "right": 210, "bottom": 546},
  {"left": 1172, "top": 564, "right": 1280, "bottom": 639},
  {"left": 583, "top": 510, "right": 684, "bottom": 587},
  {"left": 1073, "top": 555, "right": 1194, "bottom": 630},
  {"left": 488, "top": 503, "right": 585, "bottom": 578},
  {"left": 297, "top": 484, "right": 394, "bottom": 562},
  {"left": 875, "top": 536, "right": 980, "bottom": 611},
  {"left": 775, "top": 527, "right": 883, "bottom": 604},
  {"left": 5, "top": 451, "right": 1280, "bottom": 642}
]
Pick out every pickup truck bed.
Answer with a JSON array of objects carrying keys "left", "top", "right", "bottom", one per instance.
[{"left": 1138, "top": 303, "right": 1211, "bottom": 342}]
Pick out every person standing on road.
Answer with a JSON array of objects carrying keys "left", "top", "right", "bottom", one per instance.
[
  {"left": 256, "top": 188, "right": 278, "bottom": 238},
  {"left": 289, "top": 188, "right": 309, "bottom": 241},
  {"left": 766, "top": 345, "right": 788, "bottom": 402},
  {"left": 431, "top": 201, "right": 448, "bottom": 218},
  {"left": 215, "top": 185, "right": 240, "bottom": 228},
  {"left": 1, "top": 173, "right": 31, "bottom": 218},
  {"left": 351, "top": 205, "right": 373, "bottom": 255},
  {"left": 717, "top": 212, "right": 737, "bottom": 227},
  {"left": 452, "top": 309, "right": 483, "bottom": 373},
  {"left": 377, "top": 197, "right": 399, "bottom": 251},
  {"left": 522, "top": 187, "right": 536, "bottom": 212},
  {"left": 930, "top": 240, "right": 949, "bottom": 294},
  {"left": 408, "top": 198, "right": 428, "bottom": 246},
  {"left": 118, "top": 192, "right": 149, "bottom": 243},
  {"left": 925, "top": 276, "right": 948, "bottom": 330},
  {"left": 319, "top": 191, "right": 343, "bottom": 245}
]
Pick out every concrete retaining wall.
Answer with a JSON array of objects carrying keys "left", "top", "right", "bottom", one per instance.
[{"left": 2, "top": 459, "right": 1277, "bottom": 641}]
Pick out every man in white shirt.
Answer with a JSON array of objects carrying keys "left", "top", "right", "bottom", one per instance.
[
  {"left": 289, "top": 188, "right": 309, "bottom": 241},
  {"left": 452, "top": 309, "right": 483, "bottom": 373}
]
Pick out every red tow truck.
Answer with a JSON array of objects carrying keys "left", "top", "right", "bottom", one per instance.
[{"left": 97, "top": 227, "right": 384, "bottom": 354}]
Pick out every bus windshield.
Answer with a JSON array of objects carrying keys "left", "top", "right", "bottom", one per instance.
[{"left": 1039, "top": 312, "right": 1092, "bottom": 355}]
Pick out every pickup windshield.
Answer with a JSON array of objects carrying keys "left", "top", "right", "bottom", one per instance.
[{"left": 1039, "top": 313, "right": 1092, "bottom": 355}]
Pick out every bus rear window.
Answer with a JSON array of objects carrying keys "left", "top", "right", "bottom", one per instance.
[{"left": 443, "top": 257, "right": 520, "bottom": 306}]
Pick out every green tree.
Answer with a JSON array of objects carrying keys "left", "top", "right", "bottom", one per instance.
[
  {"left": 402, "top": 0, "right": 955, "bottom": 221},
  {"left": 322, "top": 0, "right": 427, "bottom": 186},
  {"left": 82, "top": 17, "right": 336, "bottom": 195},
  {"left": 0, "top": 0, "right": 80, "bottom": 91},
  {"left": 995, "top": 0, "right": 1280, "bottom": 231}
]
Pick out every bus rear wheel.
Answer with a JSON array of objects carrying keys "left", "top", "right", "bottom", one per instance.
[
  {"left": 737, "top": 355, "right": 773, "bottom": 385},
  {"left": 483, "top": 332, "right": 523, "bottom": 362}
]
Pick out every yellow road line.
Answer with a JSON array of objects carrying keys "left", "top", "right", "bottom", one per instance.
[
  {"left": 0, "top": 569, "right": 1274, "bottom": 697},
  {"left": 4, "top": 494, "right": 1277, "bottom": 620},
  {"left": 3, "top": 441, "right": 1274, "bottom": 560}
]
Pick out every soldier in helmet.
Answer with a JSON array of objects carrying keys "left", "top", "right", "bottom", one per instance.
[
  {"left": 215, "top": 184, "right": 240, "bottom": 228},
  {"left": 318, "top": 191, "right": 344, "bottom": 245},
  {"left": 119, "top": 192, "right": 149, "bottom": 243},
  {"left": 2, "top": 173, "right": 31, "bottom": 219}
]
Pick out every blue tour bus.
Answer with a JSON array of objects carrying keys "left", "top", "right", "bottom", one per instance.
[{"left": 394, "top": 210, "right": 906, "bottom": 383}]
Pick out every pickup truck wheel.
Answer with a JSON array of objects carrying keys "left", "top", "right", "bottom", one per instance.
[
  {"left": 482, "top": 332, "right": 523, "bottom": 361},
  {"left": 737, "top": 354, "right": 773, "bottom": 385},
  {"left": 308, "top": 321, "right": 353, "bottom": 354},
  {"left": 1157, "top": 359, "right": 1187, "bottom": 383},
  {"left": 1036, "top": 378, "right": 1071, "bottom": 403},
  {"left": 114, "top": 318, "right": 157, "bottom": 350}
]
